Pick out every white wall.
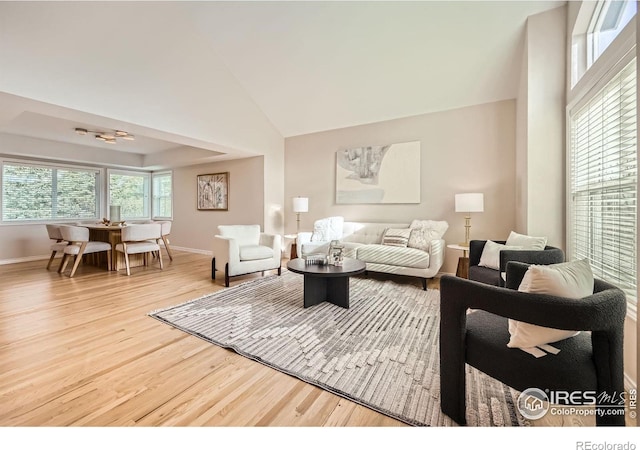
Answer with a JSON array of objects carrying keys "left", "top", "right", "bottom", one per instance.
[
  {"left": 285, "top": 100, "right": 517, "bottom": 275},
  {"left": 0, "top": 1, "right": 285, "bottom": 236},
  {"left": 515, "top": 5, "right": 566, "bottom": 248}
]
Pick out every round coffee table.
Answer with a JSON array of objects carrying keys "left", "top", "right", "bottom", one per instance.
[{"left": 286, "top": 257, "right": 366, "bottom": 309}]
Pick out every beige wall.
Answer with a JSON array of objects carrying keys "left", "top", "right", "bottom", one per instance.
[
  {"left": 515, "top": 5, "right": 566, "bottom": 248},
  {"left": 170, "top": 156, "right": 265, "bottom": 253},
  {"left": 285, "top": 100, "right": 517, "bottom": 275}
]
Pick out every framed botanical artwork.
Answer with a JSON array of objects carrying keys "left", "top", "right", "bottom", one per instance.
[{"left": 197, "top": 172, "right": 229, "bottom": 211}]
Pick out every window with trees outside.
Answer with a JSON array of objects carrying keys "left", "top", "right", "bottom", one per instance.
[
  {"left": 1, "top": 161, "right": 100, "bottom": 222},
  {"left": 152, "top": 171, "right": 172, "bottom": 219},
  {"left": 108, "top": 170, "right": 150, "bottom": 220}
]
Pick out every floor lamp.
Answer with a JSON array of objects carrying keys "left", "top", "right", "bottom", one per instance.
[
  {"left": 291, "top": 197, "right": 308, "bottom": 259},
  {"left": 455, "top": 193, "right": 484, "bottom": 246}
]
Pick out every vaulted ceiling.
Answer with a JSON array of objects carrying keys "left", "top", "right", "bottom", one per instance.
[{"left": 0, "top": 1, "right": 565, "bottom": 168}]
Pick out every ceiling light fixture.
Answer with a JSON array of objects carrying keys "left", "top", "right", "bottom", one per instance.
[{"left": 74, "top": 127, "right": 135, "bottom": 143}]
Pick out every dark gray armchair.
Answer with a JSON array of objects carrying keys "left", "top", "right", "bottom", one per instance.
[
  {"left": 468, "top": 240, "right": 565, "bottom": 286},
  {"left": 439, "top": 261, "right": 627, "bottom": 426}
]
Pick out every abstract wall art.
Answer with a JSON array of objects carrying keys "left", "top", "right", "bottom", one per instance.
[
  {"left": 197, "top": 172, "right": 229, "bottom": 211},
  {"left": 335, "top": 141, "right": 421, "bottom": 204}
]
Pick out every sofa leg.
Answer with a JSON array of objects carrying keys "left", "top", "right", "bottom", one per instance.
[
  {"left": 422, "top": 278, "right": 427, "bottom": 290},
  {"left": 211, "top": 258, "right": 216, "bottom": 280},
  {"left": 278, "top": 266, "right": 281, "bottom": 276},
  {"left": 225, "top": 263, "right": 230, "bottom": 287}
]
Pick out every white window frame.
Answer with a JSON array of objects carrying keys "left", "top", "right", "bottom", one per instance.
[
  {"left": 567, "top": 9, "right": 637, "bottom": 319},
  {"left": 571, "top": 0, "right": 636, "bottom": 88},
  {"left": 151, "top": 170, "right": 173, "bottom": 220},
  {"left": 0, "top": 158, "right": 103, "bottom": 225}
]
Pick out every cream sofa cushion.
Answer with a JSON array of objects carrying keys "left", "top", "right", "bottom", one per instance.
[
  {"left": 239, "top": 245, "right": 274, "bottom": 261},
  {"left": 357, "top": 244, "right": 430, "bottom": 269},
  {"left": 218, "top": 224, "right": 260, "bottom": 247},
  {"left": 311, "top": 216, "right": 344, "bottom": 242}
]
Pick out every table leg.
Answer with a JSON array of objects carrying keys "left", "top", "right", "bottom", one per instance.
[
  {"left": 456, "top": 257, "right": 469, "bottom": 279},
  {"left": 327, "top": 277, "right": 350, "bottom": 308},
  {"left": 290, "top": 242, "right": 298, "bottom": 259},
  {"left": 303, "top": 275, "right": 350, "bottom": 309}
]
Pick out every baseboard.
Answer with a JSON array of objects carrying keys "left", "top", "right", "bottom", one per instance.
[
  {"left": 0, "top": 254, "right": 49, "bottom": 265},
  {"left": 169, "top": 245, "right": 211, "bottom": 256},
  {"left": 0, "top": 245, "right": 210, "bottom": 265}
]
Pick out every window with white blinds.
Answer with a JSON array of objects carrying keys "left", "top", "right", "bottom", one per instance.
[
  {"left": 1, "top": 161, "right": 100, "bottom": 222},
  {"left": 569, "top": 57, "right": 637, "bottom": 309}
]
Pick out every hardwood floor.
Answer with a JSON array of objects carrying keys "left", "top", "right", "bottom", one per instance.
[
  {"left": 0, "top": 251, "right": 408, "bottom": 427},
  {"left": 0, "top": 251, "right": 634, "bottom": 429}
]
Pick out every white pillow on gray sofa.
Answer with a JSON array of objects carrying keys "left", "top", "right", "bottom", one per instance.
[
  {"left": 505, "top": 231, "right": 547, "bottom": 250},
  {"left": 507, "top": 259, "right": 593, "bottom": 349},
  {"left": 478, "top": 240, "right": 521, "bottom": 270}
]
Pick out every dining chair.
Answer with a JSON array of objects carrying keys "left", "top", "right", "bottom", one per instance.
[
  {"left": 45, "top": 224, "right": 69, "bottom": 270},
  {"left": 157, "top": 221, "right": 173, "bottom": 261},
  {"left": 58, "top": 225, "right": 112, "bottom": 277},
  {"left": 115, "top": 223, "right": 164, "bottom": 276}
]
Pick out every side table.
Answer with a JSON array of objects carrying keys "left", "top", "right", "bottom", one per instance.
[
  {"left": 284, "top": 234, "right": 299, "bottom": 259},
  {"left": 447, "top": 244, "right": 469, "bottom": 279}
]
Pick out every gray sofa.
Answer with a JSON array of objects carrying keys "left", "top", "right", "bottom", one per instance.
[
  {"left": 468, "top": 239, "right": 565, "bottom": 287},
  {"left": 297, "top": 221, "right": 446, "bottom": 289}
]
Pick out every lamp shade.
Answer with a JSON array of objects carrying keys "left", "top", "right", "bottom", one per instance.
[
  {"left": 455, "top": 193, "right": 484, "bottom": 213},
  {"left": 292, "top": 197, "right": 309, "bottom": 213}
]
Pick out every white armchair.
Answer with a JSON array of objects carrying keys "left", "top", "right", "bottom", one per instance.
[{"left": 212, "top": 225, "right": 282, "bottom": 287}]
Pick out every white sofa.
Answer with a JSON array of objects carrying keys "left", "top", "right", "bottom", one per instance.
[{"left": 297, "top": 218, "right": 447, "bottom": 290}]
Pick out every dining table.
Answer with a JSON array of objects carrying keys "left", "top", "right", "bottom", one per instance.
[{"left": 83, "top": 223, "right": 147, "bottom": 271}]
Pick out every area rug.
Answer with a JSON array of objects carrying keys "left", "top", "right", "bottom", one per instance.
[{"left": 149, "top": 271, "right": 525, "bottom": 426}]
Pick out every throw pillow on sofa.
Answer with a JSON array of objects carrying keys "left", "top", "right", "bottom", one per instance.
[
  {"left": 478, "top": 240, "right": 521, "bottom": 270},
  {"left": 311, "top": 216, "right": 344, "bottom": 242},
  {"left": 507, "top": 259, "right": 594, "bottom": 350},
  {"left": 408, "top": 220, "right": 449, "bottom": 251},
  {"left": 505, "top": 231, "right": 547, "bottom": 250},
  {"left": 381, "top": 228, "right": 411, "bottom": 247}
]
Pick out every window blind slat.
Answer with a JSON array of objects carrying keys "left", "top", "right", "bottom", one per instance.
[
  {"left": 569, "top": 57, "right": 637, "bottom": 308},
  {"left": 2, "top": 163, "right": 99, "bottom": 221}
]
